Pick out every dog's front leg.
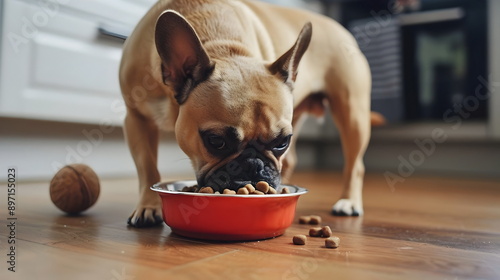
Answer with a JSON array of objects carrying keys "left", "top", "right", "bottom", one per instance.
[{"left": 124, "top": 110, "right": 163, "bottom": 227}]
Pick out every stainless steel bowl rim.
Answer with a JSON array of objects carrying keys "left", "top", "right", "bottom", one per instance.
[{"left": 151, "top": 180, "right": 308, "bottom": 197}]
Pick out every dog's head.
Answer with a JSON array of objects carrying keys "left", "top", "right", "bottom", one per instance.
[{"left": 155, "top": 11, "right": 312, "bottom": 191}]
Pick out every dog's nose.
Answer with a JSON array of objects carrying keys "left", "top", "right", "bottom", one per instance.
[
  {"left": 237, "top": 157, "right": 280, "bottom": 187},
  {"left": 240, "top": 158, "right": 266, "bottom": 178}
]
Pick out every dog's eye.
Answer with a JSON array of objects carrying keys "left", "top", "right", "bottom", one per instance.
[
  {"left": 207, "top": 134, "right": 226, "bottom": 150},
  {"left": 200, "top": 128, "right": 240, "bottom": 158},
  {"left": 272, "top": 134, "right": 292, "bottom": 156}
]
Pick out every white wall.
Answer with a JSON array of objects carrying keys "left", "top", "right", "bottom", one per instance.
[{"left": 0, "top": 118, "right": 193, "bottom": 182}]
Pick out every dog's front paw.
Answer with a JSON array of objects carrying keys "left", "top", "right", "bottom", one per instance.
[
  {"left": 332, "top": 199, "right": 363, "bottom": 216},
  {"left": 127, "top": 204, "right": 163, "bottom": 228}
]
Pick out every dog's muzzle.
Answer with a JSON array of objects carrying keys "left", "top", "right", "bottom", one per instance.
[{"left": 199, "top": 148, "right": 280, "bottom": 191}]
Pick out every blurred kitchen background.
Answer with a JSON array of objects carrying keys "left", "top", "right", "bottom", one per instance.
[{"left": 1, "top": 0, "right": 499, "bottom": 182}]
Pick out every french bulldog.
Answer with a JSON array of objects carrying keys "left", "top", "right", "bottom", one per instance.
[{"left": 119, "top": 0, "right": 373, "bottom": 227}]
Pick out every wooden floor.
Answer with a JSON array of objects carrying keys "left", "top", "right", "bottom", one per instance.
[{"left": 1, "top": 172, "right": 499, "bottom": 280}]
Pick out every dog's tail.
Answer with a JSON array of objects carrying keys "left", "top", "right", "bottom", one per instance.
[{"left": 370, "top": 111, "right": 386, "bottom": 127}]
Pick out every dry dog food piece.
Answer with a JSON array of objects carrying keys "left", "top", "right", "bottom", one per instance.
[
  {"left": 298, "top": 216, "right": 312, "bottom": 224},
  {"left": 309, "top": 226, "right": 333, "bottom": 237},
  {"left": 223, "top": 189, "right": 236, "bottom": 195},
  {"left": 309, "top": 227, "right": 323, "bottom": 237},
  {"left": 293, "top": 235, "right": 307, "bottom": 245},
  {"left": 255, "top": 181, "right": 270, "bottom": 193},
  {"left": 281, "top": 187, "right": 290, "bottom": 194},
  {"left": 267, "top": 187, "right": 277, "bottom": 194},
  {"left": 325, "top": 236, "right": 340, "bottom": 248},
  {"left": 244, "top": 184, "right": 256, "bottom": 193},
  {"left": 199, "top": 187, "right": 214, "bottom": 193},
  {"left": 309, "top": 215, "right": 322, "bottom": 225},
  {"left": 237, "top": 187, "right": 250, "bottom": 195},
  {"left": 298, "top": 215, "right": 323, "bottom": 225},
  {"left": 321, "top": 226, "right": 333, "bottom": 237},
  {"left": 251, "top": 190, "right": 265, "bottom": 195}
]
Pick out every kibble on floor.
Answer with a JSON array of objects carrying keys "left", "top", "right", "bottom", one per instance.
[
  {"left": 293, "top": 235, "right": 307, "bottom": 245},
  {"left": 325, "top": 236, "right": 340, "bottom": 248}
]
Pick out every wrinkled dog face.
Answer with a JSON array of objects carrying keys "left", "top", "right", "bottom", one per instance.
[
  {"left": 175, "top": 57, "right": 295, "bottom": 190},
  {"left": 154, "top": 11, "right": 312, "bottom": 191}
]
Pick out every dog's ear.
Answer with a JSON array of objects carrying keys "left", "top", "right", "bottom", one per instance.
[
  {"left": 155, "top": 10, "right": 214, "bottom": 104},
  {"left": 268, "top": 22, "right": 312, "bottom": 86}
]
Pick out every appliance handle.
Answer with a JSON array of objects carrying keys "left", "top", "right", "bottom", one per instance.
[
  {"left": 97, "top": 22, "right": 132, "bottom": 40},
  {"left": 399, "top": 7, "right": 465, "bottom": 26}
]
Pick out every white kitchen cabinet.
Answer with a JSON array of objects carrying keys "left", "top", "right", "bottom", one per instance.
[{"left": 0, "top": 0, "right": 155, "bottom": 125}]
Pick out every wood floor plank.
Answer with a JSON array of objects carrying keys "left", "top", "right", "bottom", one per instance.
[
  {"left": 4, "top": 239, "right": 180, "bottom": 280},
  {"left": 158, "top": 248, "right": 444, "bottom": 280},
  {"left": 7, "top": 216, "right": 237, "bottom": 270},
  {"left": 206, "top": 225, "right": 500, "bottom": 279}
]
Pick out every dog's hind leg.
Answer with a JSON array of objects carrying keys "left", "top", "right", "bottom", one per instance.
[
  {"left": 282, "top": 93, "right": 328, "bottom": 183},
  {"left": 326, "top": 55, "right": 371, "bottom": 216}
]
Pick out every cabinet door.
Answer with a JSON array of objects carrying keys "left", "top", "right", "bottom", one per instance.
[{"left": 0, "top": 0, "right": 151, "bottom": 125}]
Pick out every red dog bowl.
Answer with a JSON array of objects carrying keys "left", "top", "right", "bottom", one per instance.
[{"left": 151, "top": 181, "right": 307, "bottom": 241}]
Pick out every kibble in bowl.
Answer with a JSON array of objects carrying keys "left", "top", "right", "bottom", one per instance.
[
  {"left": 151, "top": 180, "right": 308, "bottom": 241},
  {"left": 179, "top": 181, "right": 289, "bottom": 195}
]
